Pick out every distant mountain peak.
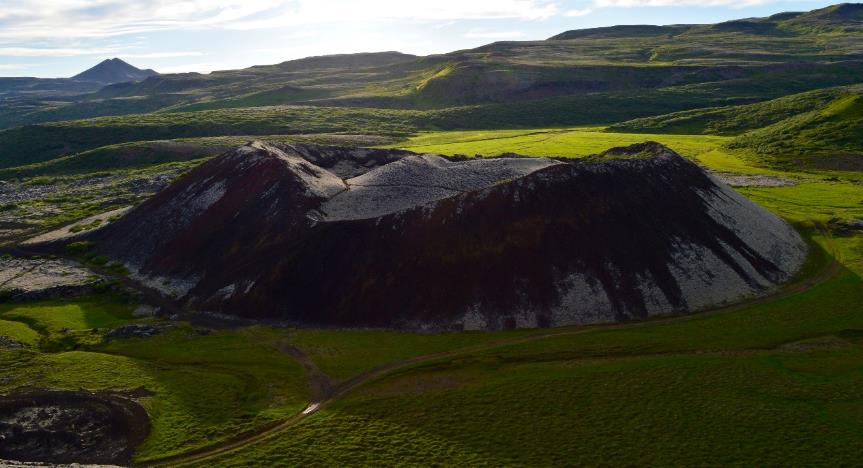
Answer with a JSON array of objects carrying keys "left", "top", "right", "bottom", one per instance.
[
  {"left": 782, "top": 2, "right": 863, "bottom": 29},
  {"left": 72, "top": 58, "right": 158, "bottom": 85},
  {"left": 823, "top": 3, "right": 863, "bottom": 17}
]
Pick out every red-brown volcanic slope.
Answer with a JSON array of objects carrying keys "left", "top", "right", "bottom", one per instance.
[{"left": 86, "top": 141, "right": 806, "bottom": 330}]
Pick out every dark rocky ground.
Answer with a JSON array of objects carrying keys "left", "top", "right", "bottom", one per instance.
[
  {"left": 0, "top": 390, "right": 149, "bottom": 465},
  {"left": 0, "top": 164, "right": 189, "bottom": 245},
  {"left": 77, "top": 141, "right": 806, "bottom": 330}
]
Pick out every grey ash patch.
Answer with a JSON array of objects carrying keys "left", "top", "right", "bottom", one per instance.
[
  {"left": 271, "top": 143, "right": 413, "bottom": 179},
  {"left": 22, "top": 207, "right": 130, "bottom": 246},
  {"left": 0, "top": 257, "right": 102, "bottom": 301},
  {"left": 104, "top": 324, "right": 173, "bottom": 341},
  {"left": 323, "top": 154, "right": 561, "bottom": 221},
  {"left": 827, "top": 218, "right": 863, "bottom": 236},
  {"left": 711, "top": 171, "right": 798, "bottom": 188},
  {"left": 0, "top": 460, "right": 122, "bottom": 468},
  {"left": 0, "top": 165, "right": 187, "bottom": 244},
  {"left": 0, "top": 335, "right": 25, "bottom": 349}
]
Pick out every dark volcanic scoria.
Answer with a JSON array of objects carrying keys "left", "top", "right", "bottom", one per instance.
[{"left": 85, "top": 141, "right": 806, "bottom": 330}]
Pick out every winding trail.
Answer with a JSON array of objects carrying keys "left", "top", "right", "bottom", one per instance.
[
  {"left": 142, "top": 229, "right": 841, "bottom": 467},
  {"left": 277, "top": 344, "right": 334, "bottom": 401}
]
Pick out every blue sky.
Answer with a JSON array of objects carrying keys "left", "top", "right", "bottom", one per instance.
[{"left": 0, "top": 0, "right": 844, "bottom": 77}]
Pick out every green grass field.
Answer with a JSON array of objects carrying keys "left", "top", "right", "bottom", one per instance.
[
  {"left": 198, "top": 347, "right": 863, "bottom": 466},
  {"left": 391, "top": 127, "right": 729, "bottom": 160},
  {"left": 287, "top": 329, "right": 541, "bottom": 382}
]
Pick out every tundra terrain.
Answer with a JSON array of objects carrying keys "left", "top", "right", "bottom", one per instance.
[{"left": 1, "top": 3, "right": 863, "bottom": 466}]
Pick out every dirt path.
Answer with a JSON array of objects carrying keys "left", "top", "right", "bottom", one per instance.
[
  {"left": 143, "top": 231, "right": 841, "bottom": 467},
  {"left": 277, "top": 344, "right": 335, "bottom": 401}
]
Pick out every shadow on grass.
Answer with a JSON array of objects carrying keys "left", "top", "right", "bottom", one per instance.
[{"left": 96, "top": 327, "right": 312, "bottom": 462}]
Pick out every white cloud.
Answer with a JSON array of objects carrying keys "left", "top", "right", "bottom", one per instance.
[
  {"left": 0, "top": 0, "right": 561, "bottom": 41},
  {"left": 0, "top": 46, "right": 123, "bottom": 56},
  {"left": 0, "top": 63, "right": 33, "bottom": 70},
  {"left": 593, "top": 0, "right": 778, "bottom": 7},
  {"left": 0, "top": 46, "right": 203, "bottom": 58},
  {"left": 0, "top": 0, "right": 287, "bottom": 40},
  {"left": 122, "top": 51, "right": 206, "bottom": 59},
  {"left": 465, "top": 29, "right": 528, "bottom": 39},
  {"left": 230, "top": 0, "right": 560, "bottom": 30},
  {"left": 562, "top": 0, "right": 783, "bottom": 19},
  {"left": 154, "top": 62, "right": 225, "bottom": 74},
  {"left": 564, "top": 8, "right": 594, "bottom": 17}
]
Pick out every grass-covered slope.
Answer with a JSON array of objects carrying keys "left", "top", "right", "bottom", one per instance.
[
  {"left": 0, "top": 106, "right": 424, "bottom": 169},
  {"left": 729, "top": 91, "right": 863, "bottom": 169},
  {"left": 606, "top": 84, "right": 863, "bottom": 170},
  {"left": 0, "top": 297, "right": 311, "bottom": 463},
  {"left": 0, "top": 90, "right": 738, "bottom": 169},
  {"left": 0, "top": 134, "right": 396, "bottom": 179},
  {"left": 608, "top": 87, "right": 849, "bottom": 135},
  {"left": 393, "top": 128, "right": 729, "bottom": 161}
]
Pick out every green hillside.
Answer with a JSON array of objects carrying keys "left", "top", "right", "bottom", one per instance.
[
  {"left": 0, "top": 89, "right": 745, "bottom": 169},
  {"left": 729, "top": 91, "right": 863, "bottom": 169},
  {"left": 2, "top": 3, "right": 863, "bottom": 132},
  {"left": 608, "top": 87, "right": 850, "bottom": 135},
  {"left": 609, "top": 85, "right": 863, "bottom": 170},
  {"left": 0, "top": 134, "right": 396, "bottom": 179}
]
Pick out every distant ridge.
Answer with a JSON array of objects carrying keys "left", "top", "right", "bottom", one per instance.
[
  {"left": 549, "top": 25, "right": 691, "bottom": 40},
  {"left": 551, "top": 2, "right": 863, "bottom": 40},
  {"left": 72, "top": 58, "right": 157, "bottom": 84}
]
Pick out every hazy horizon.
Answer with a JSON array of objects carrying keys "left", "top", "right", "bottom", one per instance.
[{"left": 0, "top": 0, "right": 845, "bottom": 78}]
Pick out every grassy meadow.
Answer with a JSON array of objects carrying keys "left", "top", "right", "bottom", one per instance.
[{"left": 392, "top": 127, "right": 729, "bottom": 160}]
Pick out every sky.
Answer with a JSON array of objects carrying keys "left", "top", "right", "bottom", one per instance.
[{"left": 0, "top": 0, "right": 845, "bottom": 78}]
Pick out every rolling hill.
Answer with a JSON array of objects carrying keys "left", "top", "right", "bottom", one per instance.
[
  {"left": 729, "top": 90, "right": 863, "bottom": 169},
  {"left": 1, "top": 3, "right": 862, "bottom": 132},
  {"left": 0, "top": 3, "right": 862, "bottom": 173},
  {"left": 609, "top": 84, "right": 863, "bottom": 169},
  {"left": 608, "top": 86, "right": 851, "bottom": 135}
]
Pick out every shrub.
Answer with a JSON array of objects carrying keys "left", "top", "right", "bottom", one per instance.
[{"left": 65, "top": 240, "right": 95, "bottom": 255}]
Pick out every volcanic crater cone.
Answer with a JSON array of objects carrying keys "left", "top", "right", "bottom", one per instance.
[{"left": 87, "top": 141, "right": 806, "bottom": 330}]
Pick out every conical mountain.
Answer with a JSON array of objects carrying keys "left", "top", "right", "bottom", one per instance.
[{"left": 72, "top": 58, "right": 157, "bottom": 84}]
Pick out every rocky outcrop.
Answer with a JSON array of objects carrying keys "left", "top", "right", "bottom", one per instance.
[
  {"left": 0, "top": 257, "right": 103, "bottom": 301},
  {"left": 104, "top": 324, "right": 173, "bottom": 341},
  {"left": 88, "top": 141, "right": 807, "bottom": 330},
  {"left": 0, "top": 390, "right": 149, "bottom": 465},
  {"left": 0, "top": 336, "right": 25, "bottom": 349}
]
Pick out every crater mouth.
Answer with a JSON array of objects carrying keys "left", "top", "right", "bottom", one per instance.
[{"left": 0, "top": 389, "right": 150, "bottom": 465}]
